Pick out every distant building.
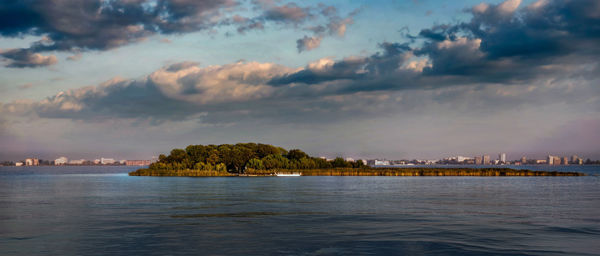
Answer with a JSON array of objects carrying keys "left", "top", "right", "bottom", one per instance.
[
  {"left": 374, "top": 160, "right": 390, "bottom": 166},
  {"left": 391, "top": 160, "right": 408, "bottom": 165},
  {"left": 345, "top": 157, "right": 355, "bottom": 162},
  {"left": 570, "top": 155, "right": 584, "bottom": 165},
  {"left": 25, "top": 158, "right": 39, "bottom": 166},
  {"left": 367, "top": 159, "right": 390, "bottom": 166},
  {"left": 482, "top": 155, "right": 490, "bottom": 165},
  {"left": 547, "top": 155, "right": 561, "bottom": 165},
  {"left": 571, "top": 155, "right": 579, "bottom": 164},
  {"left": 69, "top": 159, "right": 86, "bottom": 165},
  {"left": 562, "top": 157, "right": 569, "bottom": 165},
  {"left": 445, "top": 156, "right": 471, "bottom": 163},
  {"left": 456, "top": 156, "right": 471, "bottom": 163},
  {"left": 54, "top": 157, "right": 68, "bottom": 165},
  {"left": 474, "top": 156, "right": 482, "bottom": 165},
  {"left": 93, "top": 159, "right": 101, "bottom": 164},
  {"left": 100, "top": 158, "right": 116, "bottom": 165},
  {"left": 360, "top": 159, "right": 367, "bottom": 165},
  {"left": 536, "top": 159, "right": 547, "bottom": 164},
  {"left": 15, "top": 162, "right": 23, "bottom": 166},
  {"left": 499, "top": 153, "right": 506, "bottom": 164},
  {"left": 126, "top": 160, "right": 152, "bottom": 166},
  {"left": 520, "top": 156, "right": 527, "bottom": 164},
  {"left": 425, "top": 160, "right": 438, "bottom": 165}
]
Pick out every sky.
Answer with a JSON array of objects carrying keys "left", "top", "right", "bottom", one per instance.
[{"left": 0, "top": 0, "right": 599, "bottom": 161}]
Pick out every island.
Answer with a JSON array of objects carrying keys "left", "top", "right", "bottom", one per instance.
[{"left": 129, "top": 143, "right": 584, "bottom": 177}]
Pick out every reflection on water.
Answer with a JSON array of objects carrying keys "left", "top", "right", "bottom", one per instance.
[{"left": 0, "top": 166, "right": 599, "bottom": 255}]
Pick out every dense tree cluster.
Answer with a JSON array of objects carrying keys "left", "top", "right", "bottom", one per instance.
[{"left": 148, "top": 143, "right": 364, "bottom": 173}]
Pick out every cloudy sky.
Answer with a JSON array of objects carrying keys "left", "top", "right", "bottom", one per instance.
[{"left": 1, "top": 0, "right": 599, "bottom": 161}]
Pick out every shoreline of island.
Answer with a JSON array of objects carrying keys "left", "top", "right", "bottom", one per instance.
[
  {"left": 129, "top": 143, "right": 585, "bottom": 177},
  {"left": 129, "top": 167, "right": 584, "bottom": 177}
]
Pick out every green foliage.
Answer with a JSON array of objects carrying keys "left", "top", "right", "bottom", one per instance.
[
  {"left": 148, "top": 143, "right": 360, "bottom": 172},
  {"left": 169, "top": 149, "right": 187, "bottom": 162},
  {"left": 262, "top": 154, "right": 290, "bottom": 169},
  {"left": 286, "top": 149, "right": 308, "bottom": 161},
  {"left": 313, "top": 157, "right": 332, "bottom": 168},
  {"left": 352, "top": 159, "right": 365, "bottom": 168},
  {"left": 332, "top": 157, "right": 352, "bottom": 168},
  {"left": 298, "top": 157, "right": 316, "bottom": 169},
  {"left": 247, "top": 158, "right": 265, "bottom": 170},
  {"left": 194, "top": 162, "right": 213, "bottom": 171},
  {"left": 215, "top": 163, "right": 227, "bottom": 172}
]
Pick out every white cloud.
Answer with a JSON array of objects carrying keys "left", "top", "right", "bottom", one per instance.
[
  {"left": 149, "top": 61, "right": 293, "bottom": 104},
  {"left": 437, "top": 37, "right": 482, "bottom": 51},
  {"left": 497, "top": 0, "right": 522, "bottom": 14}
]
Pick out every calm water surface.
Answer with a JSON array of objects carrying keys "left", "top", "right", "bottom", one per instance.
[{"left": 1, "top": 166, "right": 599, "bottom": 255}]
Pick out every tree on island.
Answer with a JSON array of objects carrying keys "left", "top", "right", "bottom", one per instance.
[{"left": 147, "top": 143, "right": 363, "bottom": 173}]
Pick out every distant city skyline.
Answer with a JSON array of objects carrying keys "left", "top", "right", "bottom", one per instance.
[
  {"left": 1, "top": 0, "right": 599, "bottom": 160},
  {"left": 3, "top": 151, "right": 598, "bottom": 166}
]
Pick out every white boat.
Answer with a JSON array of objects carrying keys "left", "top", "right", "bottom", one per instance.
[{"left": 275, "top": 173, "right": 301, "bottom": 176}]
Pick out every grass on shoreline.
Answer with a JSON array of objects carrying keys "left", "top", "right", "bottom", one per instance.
[{"left": 129, "top": 167, "right": 584, "bottom": 177}]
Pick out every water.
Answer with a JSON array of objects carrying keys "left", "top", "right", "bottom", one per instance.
[
  {"left": 1, "top": 166, "right": 599, "bottom": 255},
  {"left": 378, "top": 164, "right": 600, "bottom": 175}
]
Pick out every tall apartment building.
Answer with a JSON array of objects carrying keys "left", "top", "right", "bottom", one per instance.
[
  {"left": 547, "top": 155, "right": 561, "bottom": 165},
  {"left": 571, "top": 155, "right": 579, "bottom": 163},
  {"left": 482, "top": 155, "right": 490, "bottom": 165},
  {"left": 499, "top": 153, "right": 506, "bottom": 164},
  {"left": 25, "top": 158, "right": 39, "bottom": 166},
  {"left": 474, "top": 156, "right": 482, "bottom": 165}
]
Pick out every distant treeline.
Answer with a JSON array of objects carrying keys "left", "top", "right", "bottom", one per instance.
[{"left": 147, "top": 143, "right": 364, "bottom": 173}]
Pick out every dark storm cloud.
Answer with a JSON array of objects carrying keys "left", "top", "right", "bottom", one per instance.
[
  {"left": 272, "top": 0, "right": 600, "bottom": 89},
  {"left": 270, "top": 42, "right": 415, "bottom": 88},
  {"left": 464, "top": 0, "right": 600, "bottom": 59},
  {"left": 0, "top": 0, "right": 237, "bottom": 51},
  {"left": 0, "top": 0, "right": 234, "bottom": 67},
  {"left": 417, "top": 25, "right": 456, "bottom": 42},
  {"left": 0, "top": 0, "right": 356, "bottom": 67}
]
